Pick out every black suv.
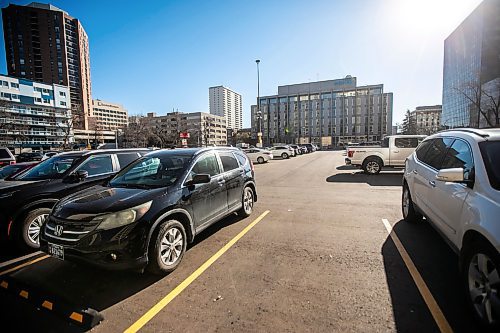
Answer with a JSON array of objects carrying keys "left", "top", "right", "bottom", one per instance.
[
  {"left": 40, "top": 147, "right": 257, "bottom": 274},
  {"left": 0, "top": 149, "right": 148, "bottom": 249}
]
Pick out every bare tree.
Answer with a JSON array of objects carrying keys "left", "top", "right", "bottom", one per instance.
[
  {"left": 455, "top": 77, "right": 500, "bottom": 128},
  {"left": 122, "top": 115, "right": 150, "bottom": 148},
  {"left": 52, "top": 104, "right": 83, "bottom": 149}
]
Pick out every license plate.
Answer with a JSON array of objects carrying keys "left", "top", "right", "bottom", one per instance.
[{"left": 47, "top": 243, "right": 64, "bottom": 260}]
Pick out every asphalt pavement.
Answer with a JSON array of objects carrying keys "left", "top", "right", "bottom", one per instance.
[{"left": 0, "top": 151, "right": 481, "bottom": 332}]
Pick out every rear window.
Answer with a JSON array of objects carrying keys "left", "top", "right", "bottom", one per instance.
[
  {"left": 479, "top": 141, "right": 500, "bottom": 191},
  {"left": 0, "top": 148, "right": 13, "bottom": 159},
  {"left": 395, "top": 138, "right": 421, "bottom": 148},
  {"left": 219, "top": 153, "right": 239, "bottom": 172}
]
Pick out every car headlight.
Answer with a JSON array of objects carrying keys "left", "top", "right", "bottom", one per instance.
[{"left": 95, "top": 201, "right": 152, "bottom": 230}]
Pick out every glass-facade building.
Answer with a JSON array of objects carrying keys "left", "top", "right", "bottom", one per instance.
[
  {"left": 251, "top": 77, "right": 393, "bottom": 147},
  {"left": 442, "top": 0, "right": 500, "bottom": 128}
]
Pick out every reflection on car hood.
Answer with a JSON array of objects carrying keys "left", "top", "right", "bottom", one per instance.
[
  {"left": 0, "top": 179, "right": 43, "bottom": 191},
  {"left": 53, "top": 185, "right": 165, "bottom": 219}
]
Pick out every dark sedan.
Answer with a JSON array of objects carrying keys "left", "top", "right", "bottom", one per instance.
[
  {"left": 0, "top": 162, "right": 38, "bottom": 180},
  {"left": 40, "top": 147, "right": 257, "bottom": 274}
]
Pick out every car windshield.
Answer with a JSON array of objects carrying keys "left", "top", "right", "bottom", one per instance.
[
  {"left": 110, "top": 154, "right": 192, "bottom": 189},
  {"left": 16, "top": 155, "right": 78, "bottom": 180},
  {"left": 479, "top": 141, "right": 500, "bottom": 191},
  {"left": 0, "top": 164, "right": 24, "bottom": 179}
]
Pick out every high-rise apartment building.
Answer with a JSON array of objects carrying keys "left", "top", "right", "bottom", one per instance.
[
  {"left": 0, "top": 74, "right": 72, "bottom": 150},
  {"left": 2, "top": 2, "right": 92, "bottom": 130},
  {"left": 209, "top": 85, "right": 242, "bottom": 130},
  {"left": 442, "top": 0, "right": 500, "bottom": 128},
  {"left": 251, "top": 76, "right": 393, "bottom": 147}
]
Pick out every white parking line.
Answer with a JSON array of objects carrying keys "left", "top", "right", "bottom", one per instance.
[
  {"left": 382, "top": 218, "right": 453, "bottom": 333},
  {"left": 0, "top": 251, "right": 43, "bottom": 269}
]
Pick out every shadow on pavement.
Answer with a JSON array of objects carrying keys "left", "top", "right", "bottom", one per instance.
[
  {"left": 0, "top": 213, "right": 245, "bottom": 332},
  {"left": 382, "top": 219, "right": 479, "bottom": 332},
  {"left": 336, "top": 165, "right": 358, "bottom": 171},
  {"left": 326, "top": 171, "right": 403, "bottom": 186}
]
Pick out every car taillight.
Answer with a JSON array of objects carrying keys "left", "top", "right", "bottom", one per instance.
[
  {"left": 10, "top": 161, "right": 15, "bottom": 165},
  {"left": 348, "top": 150, "right": 354, "bottom": 158}
]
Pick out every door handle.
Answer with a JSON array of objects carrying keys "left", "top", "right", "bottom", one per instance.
[
  {"left": 393, "top": 150, "right": 400, "bottom": 153},
  {"left": 412, "top": 170, "right": 418, "bottom": 174},
  {"left": 429, "top": 180, "right": 436, "bottom": 187},
  {"left": 217, "top": 179, "right": 225, "bottom": 187}
]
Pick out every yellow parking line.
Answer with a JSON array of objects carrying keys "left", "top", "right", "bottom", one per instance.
[
  {"left": 382, "top": 219, "right": 453, "bottom": 333},
  {"left": 0, "top": 255, "right": 49, "bottom": 277},
  {"left": 124, "top": 210, "right": 271, "bottom": 333}
]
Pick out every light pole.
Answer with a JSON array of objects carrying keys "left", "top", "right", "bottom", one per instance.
[{"left": 256, "top": 59, "right": 263, "bottom": 147}]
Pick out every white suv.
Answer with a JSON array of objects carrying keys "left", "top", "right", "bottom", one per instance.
[{"left": 402, "top": 128, "right": 500, "bottom": 328}]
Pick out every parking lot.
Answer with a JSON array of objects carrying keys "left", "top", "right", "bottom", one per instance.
[{"left": 0, "top": 150, "right": 481, "bottom": 332}]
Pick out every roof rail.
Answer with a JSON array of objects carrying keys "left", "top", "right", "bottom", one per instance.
[{"left": 439, "top": 128, "right": 490, "bottom": 138}]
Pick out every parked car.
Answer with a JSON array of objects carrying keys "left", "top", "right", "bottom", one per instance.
[
  {"left": 0, "top": 147, "right": 16, "bottom": 167},
  {"left": 243, "top": 148, "right": 273, "bottom": 164},
  {"left": 402, "top": 128, "right": 500, "bottom": 328},
  {"left": 0, "top": 162, "right": 38, "bottom": 180},
  {"left": 268, "top": 146, "right": 295, "bottom": 159},
  {"left": 0, "top": 148, "right": 149, "bottom": 250},
  {"left": 40, "top": 147, "right": 257, "bottom": 274},
  {"left": 300, "top": 143, "right": 316, "bottom": 153},
  {"left": 289, "top": 144, "right": 303, "bottom": 155},
  {"left": 346, "top": 135, "right": 426, "bottom": 174},
  {"left": 16, "top": 152, "right": 43, "bottom": 163},
  {"left": 41, "top": 151, "right": 59, "bottom": 161}
]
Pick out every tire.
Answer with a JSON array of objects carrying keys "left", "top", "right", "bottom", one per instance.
[
  {"left": 147, "top": 220, "right": 187, "bottom": 275},
  {"left": 281, "top": 153, "right": 289, "bottom": 159},
  {"left": 237, "top": 186, "right": 254, "bottom": 218},
  {"left": 402, "top": 184, "right": 422, "bottom": 223},
  {"left": 257, "top": 156, "right": 265, "bottom": 164},
  {"left": 362, "top": 157, "right": 382, "bottom": 174},
  {"left": 461, "top": 241, "right": 500, "bottom": 329},
  {"left": 19, "top": 208, "right": 51, "bottom": 250}
]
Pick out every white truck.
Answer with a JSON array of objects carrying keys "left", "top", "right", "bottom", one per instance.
[{"left": 345, "top": 135, "right": 426, "bottom": 174}]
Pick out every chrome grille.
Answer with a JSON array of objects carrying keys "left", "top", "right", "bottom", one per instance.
[{"left": 44, "top": 216, "right": 99, "bottom": 243}]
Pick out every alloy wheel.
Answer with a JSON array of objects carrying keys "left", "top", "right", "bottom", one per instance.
[
  {"left": 366, "top": 161, "right": 380, "bottom": 174},
  {"left": 402, "top": 187, "right": 410, "bottom": 218},
  {"left": 468, "top": 253, "right": 500, "bottom": 325},
  {"left": 27, "top": 214, "right": 48, "bottom": 245},
  {"left": 243, "top": 188, "right": 254, "bottom": 215},
  {"left": 159, "top": 227, "right": 184, "bottom": 266}
]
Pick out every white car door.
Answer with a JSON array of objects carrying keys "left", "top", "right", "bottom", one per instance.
[
  {"left": 391, "top": 138, "right": 421, "bottom": 166},
  {"left": 427, "top": 138, "right": 474, "bottom": 245}
]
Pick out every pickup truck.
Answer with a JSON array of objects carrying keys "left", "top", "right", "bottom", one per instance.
[{"left": 345, "top": 135, "right": 426, "bottom": 174}]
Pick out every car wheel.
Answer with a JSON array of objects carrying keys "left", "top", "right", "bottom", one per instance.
[
  {"left": 362, "top": 157, "right": 382, "bottom": 174},
  {"left": 237, "top": 186, "right": 254, "bottom": 218},
  {"left": 147, "top": 220, "right": 187, "bottom": 275},
  {"left": 462, "top": 242, "right": 500, "bottom": 329},
  {"left": 402, "top": 184, "right": 422, "bottom": 223},
  {"left": 257, "top": 156, "right": 265, "bottom": 164},
  {"left": 20, "top": 208, "right": 51, "bottom": 249},
  {"left": 281, "top": 153, "right": 289, "bottom": 159}
]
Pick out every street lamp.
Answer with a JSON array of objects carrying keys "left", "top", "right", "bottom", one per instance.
[{"left": 256, "top": 59, "right": 263, "bottom": 147}]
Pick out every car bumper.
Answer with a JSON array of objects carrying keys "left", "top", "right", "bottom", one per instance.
[{"left": 40, "top": 222, "right": 149, "bottom": 271}]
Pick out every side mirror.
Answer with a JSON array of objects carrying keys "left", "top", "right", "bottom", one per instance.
[
  {"left": 436, "top": 168, "right": 464, "bottom": 183},
  {"left": 185, "top": 174, "right": 211, "bottom": 187},
  {"left": 74, "top": 170, "right": 89, "bottom": 181}
]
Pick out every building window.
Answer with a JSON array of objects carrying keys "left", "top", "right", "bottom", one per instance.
[
  {"left": 59, "top": 91, "right": 66, "bottom": 97},
  {"left": 10, "top": 82, "right": 19, "bottom": 89},
  {"left": 60, "top": 101, "right": 67, "bottom": 106},
  {"left": 35, "top": 97, "right": 42, "bottom": 102}
]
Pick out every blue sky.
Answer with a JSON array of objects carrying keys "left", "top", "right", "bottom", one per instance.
[{"left": 0, "top": 0, "right": 482, "bottom": 127}]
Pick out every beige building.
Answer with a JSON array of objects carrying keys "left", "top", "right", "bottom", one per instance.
[
  {"left": 92, "top": 99, "right": 128, "bottom": 130},
  {"left": 411, "top": 105, "right": 442, "bottom": 135},
  {"left": 130, "top": 111, "right": 227, "bottom": 147},
  {"left": 209, "top": 86, "right": 242, "bottom": 130}
]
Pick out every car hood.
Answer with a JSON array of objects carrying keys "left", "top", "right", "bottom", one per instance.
[
  {"left": 52, "top": 185, "right": 166, "bottom": 220},
  {"left": 0, "top": 179, "right": 45, "bottom": 191}
]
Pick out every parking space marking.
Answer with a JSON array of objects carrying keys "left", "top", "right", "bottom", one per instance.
[
  {"left": 124, "top": 210, "right": 271, "bottom": 333},
  {"left": 0, "top": 251, "right": 43, "bottom": 269},
  {"left": 0, "top": 254, "right": 49, "bottom": 277},
  {"left": 382, "top": 219, "right": 453, "bottom": 333}
]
